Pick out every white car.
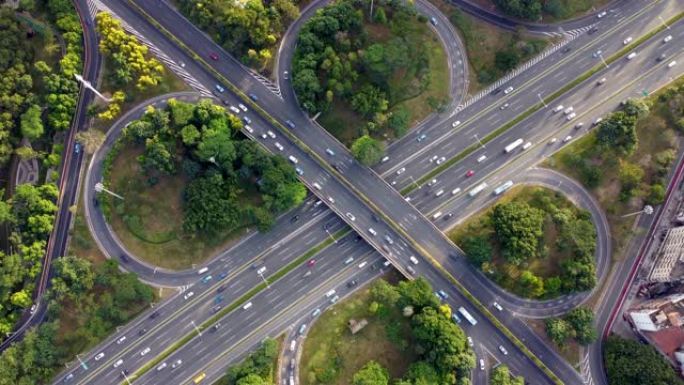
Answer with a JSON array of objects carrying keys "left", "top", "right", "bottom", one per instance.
[
  {"left": 623, "top": 36, "right": 633, "bottom": 45},
  {"left": 593, "top": 117, "right": 603, "bottom": 125},
  {"left": 427, "top": 179, "right": 438, "bottom": 187},
  {"left": 274, "top": 142, "right": 284, "bottom": 151},
  {"left": 563, "top": 135, "right": 573, "bottom": 143},
  {"left": 381, "top": 156, "right": 390, "bottom": 163},
  {"left": 663, "top": 35, "right": 673, "bottom": 43},
  {"left": 238, "top": 103, "right": 248, "bottom": 112},
  {"left": 368, "top": 228, "right": 377, "bottom": 236},
  {"left": 597, "top": 77, "right": 607, "bottom": 85},
  {"left": 493, "top": 302, "right": 503, "bottom": 311},
  {"left": 157, "top": 362, "right": 168, "bottom": 371},
  {"left": 171, "top": 359, "right": 183, "bottom": 369},
  {"left": 396, "top": 167, "right": 406, "bottom": 175},
  {"left": 566, "top": 112, "right": 577, "bottom": 121},
  {"left": 500, "top": 103, "right": 509, "bottom": 110},
  {"left": 597, "top": 10, "right": 607, "bottom": 18},
  {"left": 327, "top": 196, "right": 335, "bottom": 204},
  {"left": 267, "top": 130, "right": 276, "bottom": 139},
  {"left": 503, "top": 86, "right": 514, "bottom": 94},
  {"left": 477, "top": 155, "right": 487, "bottom": 163},
  {"left": 116, "top": 336, "right": 127, "bottom": 345},
  {"left": 553, "top": 104, "right": 564, "bottom": 113},
  {"left": 244, "top": 125, "right": 253, "bottom": 133},
  {"left": 288, "top": 155, "right": 298, "bottom": 164},
  {"left": 94, "top": 352, "right": 105, "bottom": 361},
  {"left": 563, "top": 106, "right": 574, "bottom": 115},
  {"left": 522, "top": 142, "right": 532, "bottom": 150},
  {"left": 140, "top": 347, "right": 151, "bottom": 356},
  {"left": 479, "top": 358, "right": 485, "bottom": 371},
  {"left": 183, "top": 291, "right": 194, "bottom": 300},
  {"left": 549, "top": 137, "right": 558, "bottom": 144},
  {"left": 668, "top": 60, "right": 677, "bottom": 68},
  {"left": 452, "top": 120, "right": 461, "bottom": 128},
  {"left": 627, "top": 52, "right": 637, "bottom": 60},
  {"left": 229, "top": 106, "right": 240, "bottom": 114},
  {"left": 451, "top": 188, "right": 461, "bottom": 195},
  {"left": 409, "top": 256, "right": 419, "bottom": 265},
  {"left": 312, "top": 182, "right": 322, "bottom": 190},
  {"left": 498, "top": 345, "right": 508, "bottom": 355},
  {"left": 467, "top": 337, "right": 474, "bottom": 347},
  {"left": 429, "top": 155, "right": 438, "bottom": 163},
  {"left": 345, "top": 212, "right": 356, "bottom": 221},
  {"left": 113, "top": 359, "right": 123, "bottom": 368},
  {"left": 436, "top": 156, "right": 446, "bottom": 165}
]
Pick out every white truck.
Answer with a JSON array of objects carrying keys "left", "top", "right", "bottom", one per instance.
[
  {"left": 494, "top": 180, "right": 514, "bottom": 195},
  {"left": 504, "top": 138, "right": 524, "bottom": 153},
  {"left": 468, "top": 183, "right": 488, "bottom": 197}
]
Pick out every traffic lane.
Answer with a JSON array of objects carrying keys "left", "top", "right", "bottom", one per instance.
[
  {"left": 385, "top": 9, "right": 683, "bottom": 182},
  {"left": 379, "top": 0, "right": 676, "bottom": 175},
  {"left": 85, "top": 235, "right": 377, "bottom": 385},
  {"left": 55, "top": 223, "right": 362, "bottom": 385},
  {"left": 134, "top": 252, "right": 384, "bottom": 385},
  {"left": 393, "top": 22, "right": 684, "bottom": 194}
]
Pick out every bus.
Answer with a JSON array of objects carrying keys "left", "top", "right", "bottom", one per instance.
[
  {"left": 494, "top": 181, "right": 514, "bottom": 195},
  {"left": 468, "top": 182, "right": 488, "bottom": 197},
  {"left": 504, "top": 138, "right": 524, "bottom": 153},
  {"left": 192, "top": 373, "right": 206, "bottom": 384},
  {"left": 458, "top": 307, "right": 478, "bottom": 326}
]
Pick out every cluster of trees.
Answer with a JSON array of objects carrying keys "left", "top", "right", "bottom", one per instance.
[
  {"left": 178, "top": 0, "right": 300, "bottom": 70},
  {"left": 0, "top": 257, "right": 153, "bottom": 384},
  {"left": 604, "top": 335, "right": 684, "bottom": 385},
  {"left": 459, "top": 188, "right": 597, "bottom": 298},
  {"left": 293, "top": 0, "right": 435, "bottom": 147},
  {"left": 95, "top": 12, "right": 165, "bottom": 120},
  {"left": 492, "top": 0, "right": 591, "bottom": 21},
  {"left": 118, "top": 99, "right": 305, "bottom": 234},
  {"left": 0, "top": 183, "right": 58, "bottom": 336},
  {"left": 349, "top": 278, "right": 475, "bottom": 385},
  {"left": 489, "top": 365, "right": 524, "bottom": 385},
  {"left": 219, "top": 339, "right": 278, "bottom": 385},
  {"left": 562, "top": 98, "right": 671, "bottom": 205},
  {"left": 545, "top": 307, "right": 597, "bottom": 346}
]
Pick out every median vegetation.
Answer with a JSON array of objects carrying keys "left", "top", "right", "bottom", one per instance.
[
  {"left": 101, "top": 99, "right": 306, "bottom": 268},
  {"left": 550, "top": 86, "right": 684, "bottom": 254},
  {"left": 450, "top": 186, "right": 597, "bottom": 299},
  {"left": 292, "top": 0, "right": 449, "bottom": 148},
  {"left": 300, "top": 277, "right": 476, "bottom": 385}
]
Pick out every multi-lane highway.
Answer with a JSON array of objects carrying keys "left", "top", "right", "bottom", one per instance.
[{"left": 42, "top": 0, "right": 684, "bottom": 384}]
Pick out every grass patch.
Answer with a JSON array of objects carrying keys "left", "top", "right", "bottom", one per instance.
[
  {"left": 449, "top": 185, "right": 594, "bottom": 299},
  {"left": 299, "top": 273, "right": 416, "bottom": 385},
  {"left": 315, "top": 10, "right": 449, "bottom": 147},
  {"left": 430, "top": 0, "right": 551, "bottom": 92},
  {"left": 106, "top": 145, "right": 251, "bottom": 270},
  {"left": 548, "top": 86, "right": 684, "bottom": 258}
]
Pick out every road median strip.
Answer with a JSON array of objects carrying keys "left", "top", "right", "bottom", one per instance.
[{"left": 126, "top": 228, "right": 349, "bottom": 381}]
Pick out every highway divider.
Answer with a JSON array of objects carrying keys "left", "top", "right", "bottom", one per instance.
[
  {"left": 403, "top": 11, "right": 684, "bottom": 194},
  {"left": 126, "top": 228, "right": 349, "bottom": 382}
]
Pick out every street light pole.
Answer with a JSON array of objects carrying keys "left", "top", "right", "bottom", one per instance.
[
  {"left": 659, "top": 16, "right": 670, "bottom": 29},
  {"left": 473, "top": 134, "right": 485, "bottom": 149},
  {"left": 76, "top": 354, "right": 88, "bottom": 370},
  {"left": 537, "top": 93, "right": 547, "bottom": 107},
  {"left": 190, "top": 320, "right": 202, "bottom": 337},
  {"left": 121, "top": 371, "right": 132, "bottom": 385},
  {"left": 598, "top": 53, "right": 609, "bottom": 69},
  {"left": 324, "top": 228, "right": 337, "bottom": 244},
  {"left": 622, "top": 205, "right": 655, "bottom": 218},
  {"left": 94, "top": 182, "right": 124, "bottom": 200},
  {"left": 258, "top": 271, "right": 271, "bottom": 289}
]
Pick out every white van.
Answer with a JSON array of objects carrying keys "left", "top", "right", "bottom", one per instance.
[
  {"left": 409, "top": 256, "right": 419, "bottom": 265},
  {"left": 432, "top": 211, "right": 442, "bottom": 219},
  {"left": 477, "top": 155, "right": 487, "bottom": 163},
  {"left": 451, "top": 188, "right": 461, "bottom": 195},
  {"left": 242, "top": 302, "right": 253, "bottom": 310},
  {"left": 435, "top": 189, "right": 444, "bottom": 197},
  {"left": 325, "top": 289, "right": 337, "bottom": 298},
  {"left": 288, "top": 155, "right": 298, "bottom": 164},
  {"left": 290, "top": 340, "right": 296, "bottom": 352},
  {"left": 368, "top": 228, "right": 377, "bottom": 236}
]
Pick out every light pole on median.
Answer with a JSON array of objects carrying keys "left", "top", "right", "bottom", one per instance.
[
  {"left": 257, "top": 269, "right": 270, "bottom": 289},
  {"left": 324, "top": 228, "right": 337, "bottom": 244},
  {"left": 121, "top": 371, "right": 133, "bottom": 385},
  {"left": 473, "top": 134, "right": 485, "bottom": 150},
  {"left": 658, "top": 16, "right": 670, "bottom": 30},
  {"left": 598, "top": 53, "right": 609, "bottom": 69},
  {"left": 408, "top": 175, "right": 420, "bottom": 190},
  {"left": 537, "top": 93, "right": 547, "bottom": 107},
  {"left": 76, "top": 354, "right": 88, "bottom": 370},
  {"left": 190, "top": 320, "right": 202, "bottom": 337}
]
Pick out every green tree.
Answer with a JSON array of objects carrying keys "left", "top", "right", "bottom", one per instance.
[
  {"left": 352, "top": 361, "right": 389, "bottom": 385},
  {"left": 647, "top": 183, "right": 666, "bottom": 205},
  {"left": 20, "top": 105, "right": 44, "bottom": 140},
  {"left": 52, "top": 256, "right": 95, "bottom": 298},
  {"left": 351, "top": 135, "right": 384, "bottom": 166},
  {"left": 545, "top": 318, "right": 572, "bottom": 345},
  {"left": 618, "top": 160, "right": 644, "bottom": 199},
  {"left": 604, "top": 336, "right": 684, "bottom": 385},
  {"left": 564, "top": 307, "right": 596, "bottom": 345},
  {"left": 183, "top": 174, "right": 240, "bottom": 234},
  {"left": 519, "top": 270, "right": 545, "bottom": 298},
  {"left": 491, "top": 201, "right": 544, "bottom": 265},
  {"left": 596, "top": 111, "right": 638, "bottom": 156},
  {"left": 489, "top": 364, "right": 525, "bottom": 385},
  {"left": 389, "top": 105, "right": 410, "bottom": 137},
  {"left": 461, "top": 235, "right": 492, "bottom": 267}
]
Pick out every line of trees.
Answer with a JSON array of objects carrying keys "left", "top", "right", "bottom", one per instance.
[
  {"left": 218, "top": 339, "right": 278, "bottom": 385},
  {"left": 458, "top": 187, "right": 597, "bottom": 298},
  {"left": 112, "top": 98, "right": 305, "bottom": 234},
  {"left": 351, "top": 278, "right": 476, "bottom": 385},
  {"left": 177, "top": 0, "right": 300, "bottom": 71},
  {"left": 489, "top": 364, "right": 524, "bottom": 385},
  {"left": 492, "top": 0, "right": 593, "bottom": 21}
]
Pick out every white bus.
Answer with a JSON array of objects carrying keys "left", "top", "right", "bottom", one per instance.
[
  {"left": 458, "top": 307, "right": 478, "bottom": 326},
  {"left": 468, "top": 183, "right": 488, "bottom": 197},
  {"left": 504, "top": 138, "right": 524, "bottom": 153},
  {"left": 494, "top": 181, "right": 514, "bottom": 195}
]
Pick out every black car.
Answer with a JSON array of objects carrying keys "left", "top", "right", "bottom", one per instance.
[
  {"left": 285, "top": 120, "right": 296, "bottom": 129},
  {"left": 371, "top": 214, "right": 379, "bottom": 222},
  {"left": 347, "top": 280, "right": 358, "bottom": 288},
  {"left": 249, "top": 93, "right": 259, "bottom": 101},
  {"left": 149, "top": 311, "right": 160, "bottom": 319},
  {"left": 491, "top": 87, "right": 502, "bottom": 95},
  {"left": 138, "top": 328, "right": 147, "bottom": 336},
  {"left": 217, "top": 284, "right": 227, "bottom": 293},
  {"left": 211, "top": 323, "right": 221, "bottom": 332},
  {"left": 291, "top": 215, "right": 300, "bottom": 223},
  {"left": 120, "top": 254, "right": 129, "bottom": 263},
  {"left": 561, "top": 46, "right": 571, "bottom": 53},
  {"left": 588, "top": 26, "right": 599, "bottom": 35}
]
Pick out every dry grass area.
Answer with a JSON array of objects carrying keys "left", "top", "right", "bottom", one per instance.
[
  {"left": 299, "top": 276, "right": 416, "bottom": 385},
  {"left": 106, "top": 145, "right": 248, "bottom": 269}
]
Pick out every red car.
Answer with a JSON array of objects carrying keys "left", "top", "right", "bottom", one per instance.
[
  {"left": 465, "top": 170, "right": 475, "bottom": 177},
  {"left": 307, "top": 259, "right": 316, "bottom": 267},
  {"left": 209, "top": 52, "right": 219, "bottom": 61}
]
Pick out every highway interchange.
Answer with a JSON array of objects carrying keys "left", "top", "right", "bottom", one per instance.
[{"left": 35, "top": 0, "right": 684, "bottom": 384}]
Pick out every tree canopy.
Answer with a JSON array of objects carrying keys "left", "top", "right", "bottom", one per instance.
[
  {"left": 604, "top": 336, "right": 684, "bottom": 385},
  {"left": 491, "top": 201, "right": 544, "bottom": 265},
  {"left": 351, "top": 135, "right": 385, "bottom": 166},
  {"left": 352, "top": 361, "right": 389, "bottom": 385}
]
